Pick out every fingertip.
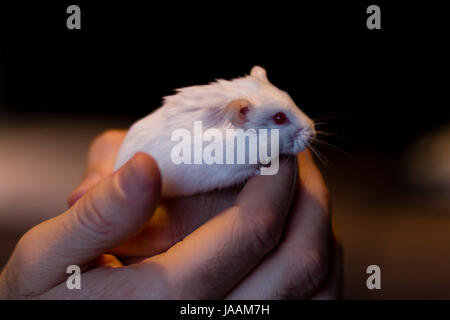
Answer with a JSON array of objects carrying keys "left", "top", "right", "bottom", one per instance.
[
  {"left": 119, "top": 152, "right": 162, "bottom": 199},
  {"left": 132, "top": 152, "right": 162, "bottom": 192}
]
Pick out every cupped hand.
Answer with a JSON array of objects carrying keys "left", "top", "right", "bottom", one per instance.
[{"left": 0, "top": 130, "right": 341, "bottom": 299}]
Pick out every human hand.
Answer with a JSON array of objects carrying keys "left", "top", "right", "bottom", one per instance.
[
  {"left": 68, "top": 130, "right": 245, "bottom": 261},
  {"left": 69, "top": 130, "right": 342, "bottom": 299},
  {"left": 0, "top": 130, "right": 341, "bottom": 299}
]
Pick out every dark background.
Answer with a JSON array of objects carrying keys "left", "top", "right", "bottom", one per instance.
[
  {"left": 1, "top": 1, "right": 447, "bottom": 152},
  {"left": 1, "top": 1, "right": 450, "bottom": 299}
]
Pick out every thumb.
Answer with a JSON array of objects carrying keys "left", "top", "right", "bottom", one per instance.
[
  {"left": 9, "top": 153, "right": 161, "bottom": 295},
  {"left": 65, "top": 152, "right": 161, "bottom": 258}
]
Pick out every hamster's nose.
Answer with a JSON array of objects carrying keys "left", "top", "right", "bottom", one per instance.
[{"left": 296, "top": 127, "right": 315, "bottom": 139}]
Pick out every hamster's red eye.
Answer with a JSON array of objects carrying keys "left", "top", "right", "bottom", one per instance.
[
  {"left": 240, "top": 107, "right": 249, "bottom": 115},
  {"left": 273, "top": 112, "right": 287, "bottom": 125}
]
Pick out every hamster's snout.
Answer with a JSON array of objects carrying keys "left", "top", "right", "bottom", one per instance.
[
  {"left": 292, "top": 125, "right": 316, "bottom": 153},
  {"left": 295, "top": 126, "right": 316, "bottom": 141}
]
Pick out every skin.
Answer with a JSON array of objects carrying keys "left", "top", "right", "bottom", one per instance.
[{"left": 0, "top": 130, "right": 341, "bottom": 299}]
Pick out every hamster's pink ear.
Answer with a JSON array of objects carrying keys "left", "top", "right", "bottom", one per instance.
[
  {"left": 250, "top": 66, "right": 269, "bottom": 83},
  {"left": 224, "top": 99, "right": 252, "bottom": 126}
]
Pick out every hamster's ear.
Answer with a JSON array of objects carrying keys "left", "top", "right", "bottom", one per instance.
[
  {"left": 224, "top": 99, "right": 252, "bottom": 126},
  {"left": 250, "top": 65, "right": 269, "bottom": 82}
]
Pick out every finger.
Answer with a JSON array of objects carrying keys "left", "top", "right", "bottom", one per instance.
[
  {"left": 138, "top": 156, "right": 297, "bottom": 299},
  {"left": 8, "top": 153, "right": 161, "bottom": 296},
  {"left": 111, "top": 186, "right": 241, "bottom": 259},
  {"left": 226, "top": 149, "right": 332, "bottom": 299},
  {"left": 68, "top": 130, "right": 127, "bottom": 207},
  {"left": 89, "top": 254, "right": 124, "bottom": 269},
  {"left": 297, "top": 149, "right": 329, "bottom": 210}
]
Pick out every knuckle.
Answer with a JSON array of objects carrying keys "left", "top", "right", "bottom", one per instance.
[
  {"left": 246, "top": 210, "right": 282, "bottom": 255},
  {"left": 73, "top": 193, "right": 115, "bottom": 238},
  {"left": 276, "top": 247, "right": 329, "bottom": 298}
]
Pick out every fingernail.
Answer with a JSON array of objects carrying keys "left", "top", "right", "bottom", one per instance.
[{"left": 118, "top": 153, "right": 160, "bottom": 197}]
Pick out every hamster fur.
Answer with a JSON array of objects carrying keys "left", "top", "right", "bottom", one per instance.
[{"left": 114, "top": 66, "right": 315, "bottom": 197}]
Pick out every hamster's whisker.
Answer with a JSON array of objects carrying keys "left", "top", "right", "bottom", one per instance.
[
  {"left": 314, "top": 130, "right": 352, "bottom": 146},
  {"left": 311, "top": 138, "right": 354, "bottom": 160},
  {"left": 308, "top": 143, "right": 330, "bottom": 167},
  {"left": 314, "top": 130, "right": 334, "bottom": 136},
  {"left": 312, "top": 122, "right": 329, "bottom": 127}
]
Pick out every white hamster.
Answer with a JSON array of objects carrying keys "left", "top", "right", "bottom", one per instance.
[{"left": 115, "top": 66, "right": 315, "bottom": 197}]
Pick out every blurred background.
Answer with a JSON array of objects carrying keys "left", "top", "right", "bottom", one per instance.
[{"left": 0, "top": 1, "right": 449, "bottom": 298}]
